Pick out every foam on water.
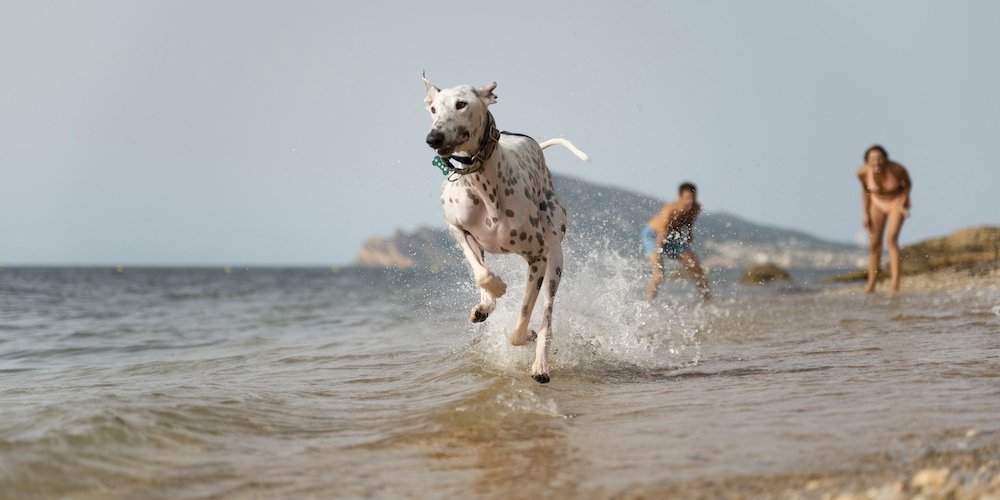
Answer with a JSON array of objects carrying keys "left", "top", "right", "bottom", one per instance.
[{"left": 462, "top": 239, "right": 705, "bottom": 377}]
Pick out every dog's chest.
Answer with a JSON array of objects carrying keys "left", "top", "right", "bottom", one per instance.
[{"left": 440, "top": 164, "right": 549, "bottom": 254}]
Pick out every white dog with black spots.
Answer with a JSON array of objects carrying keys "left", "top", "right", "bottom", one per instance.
[{"left": 423, "top": 74, "right": 589, "bottom": 383}]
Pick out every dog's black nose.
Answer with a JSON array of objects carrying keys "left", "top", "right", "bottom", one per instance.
[{"left": 426, "top": 130, "right": 445, "bottom": 149}]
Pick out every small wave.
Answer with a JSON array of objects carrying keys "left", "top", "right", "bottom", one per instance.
[{"left": 891, "top": 313, "right": 960, "bottom": 322}]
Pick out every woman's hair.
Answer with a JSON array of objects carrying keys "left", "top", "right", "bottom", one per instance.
[
  {"left": 864, "top": 144, "right": 889, "bottom": 162},
  {"left": 678, "top": 182, "right": 697, "bottom": 195}
]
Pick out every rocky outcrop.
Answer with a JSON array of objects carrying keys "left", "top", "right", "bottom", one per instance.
[
  {"left": 825, "top": 225, "right": 999, "bottom": 282},
  {"left": 355, "top": 234, "right": 414, "bottom": 268},
  {"left": 354, "top": 227, "right": 459, "bottom": 269},
  {"left": 898, "top": 225, "right": 1000, "bottom": 274},
  {"left": 741, "top": 263, "right": 792, "bottom": 285}
]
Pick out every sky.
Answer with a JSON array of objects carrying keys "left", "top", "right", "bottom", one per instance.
[{"left": 1, "top": 0, "right": 997, "bottom": 266}]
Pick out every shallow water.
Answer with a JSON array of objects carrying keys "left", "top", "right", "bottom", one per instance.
[{"left": 1, "top": 258, "right": 998, "bottom": 498}]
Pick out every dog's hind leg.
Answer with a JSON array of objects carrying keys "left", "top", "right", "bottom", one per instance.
[
  {"left": 530, "top": 243, "right": 562, "bottom": 384},
  {"left": 509, "top": 255, "right": 546, "bottom": 348},
  {"left": 448, "top": 225, "right": 506, "bottom": 323}
]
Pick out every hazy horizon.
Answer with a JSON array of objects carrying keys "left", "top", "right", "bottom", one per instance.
[
  {"left": 2, "top": 1, "right": 998, "bottom": 266},
  {"left": 0, "top": 174, "right": 865, "bottom": 267}
]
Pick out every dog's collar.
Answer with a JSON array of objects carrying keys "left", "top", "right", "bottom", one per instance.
[{"left": 433, "top": 112, "right": 500, "bottom": 181}]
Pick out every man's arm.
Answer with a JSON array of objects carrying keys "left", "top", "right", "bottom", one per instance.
[
  {"left": 687, "top": 205, "right": 701, "bottom": 244},
  {"left": 653, "top": 203, "right": 677, "bottom": 251}
]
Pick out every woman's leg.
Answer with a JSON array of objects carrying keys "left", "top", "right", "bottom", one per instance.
[
  {"left": 885, "top": 208, "right": 906, "bottom": 292},
  {"left": 865, "top": 207, "right": 888, "bottom": 293}
]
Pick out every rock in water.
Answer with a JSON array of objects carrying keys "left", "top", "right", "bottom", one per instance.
[{"left": 741, "top": 262, "right": 792, "bottom": 285}]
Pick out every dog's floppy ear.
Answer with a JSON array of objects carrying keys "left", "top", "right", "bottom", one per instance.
[
  {"left": 477, "top": 82, "right": 497, "bottom": 105},
  {"left": 422, "top": 71, "right": 439, "bottom": 107}
]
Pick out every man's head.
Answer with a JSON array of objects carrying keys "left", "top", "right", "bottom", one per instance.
[{"left": 678, "top": 182, "right": 697, "bottom": 209}]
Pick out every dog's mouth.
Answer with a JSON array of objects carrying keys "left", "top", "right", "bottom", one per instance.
[{"left": 435, "top": 131, "right": 471, "bottom": 156}]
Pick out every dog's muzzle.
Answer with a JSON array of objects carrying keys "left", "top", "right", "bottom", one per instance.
[{"left": 426, "top": 130, "right": 445, "bottom": 149}]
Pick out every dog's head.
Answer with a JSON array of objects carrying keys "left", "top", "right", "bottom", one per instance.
[{"left": 422, "top": 73, "right": 497, "bottom": 157}]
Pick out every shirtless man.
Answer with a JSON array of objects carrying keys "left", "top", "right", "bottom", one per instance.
[
  {"left": 643, "top": 182, "right": 711, "bottom": 303},
  {"left": 857, "top": 145, "right": 912, "bottom": 293}
]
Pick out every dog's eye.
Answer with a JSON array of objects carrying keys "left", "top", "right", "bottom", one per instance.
[
  {"left": 430, "top": 106, "right": 437, "bottom": 114},
  {"left": 455, "top": 101, "right": 467, "bottom": 110}
]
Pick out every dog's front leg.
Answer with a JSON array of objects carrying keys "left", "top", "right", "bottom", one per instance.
[{"left": 448, "top": 225, "right": 505, "bottom": 322}]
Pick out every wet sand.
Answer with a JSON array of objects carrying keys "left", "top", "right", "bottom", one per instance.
[{"left": 630, "top": 432, "right": 1000, "bottom": 499}]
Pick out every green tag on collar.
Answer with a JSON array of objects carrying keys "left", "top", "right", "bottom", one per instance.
[{"left": 432, "top": 156, "right": 450, "bottom": 176}]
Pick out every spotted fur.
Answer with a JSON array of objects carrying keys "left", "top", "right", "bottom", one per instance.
[{"left": 423, "top": 74, "right": 589, "bottom": 383}]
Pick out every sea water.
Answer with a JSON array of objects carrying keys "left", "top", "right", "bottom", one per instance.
[{"left": 1, "top": 251, "right": 998, "bottom": 497}]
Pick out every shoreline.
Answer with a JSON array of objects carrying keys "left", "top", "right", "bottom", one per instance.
[{"left": 822, "top": 263, "right": 999, "bottom": 295}]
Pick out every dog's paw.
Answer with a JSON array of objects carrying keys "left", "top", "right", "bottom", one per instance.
[
  {"left": 470, "top": 307, "right": 489, "bottom": 323},
  {"left": 531, "top": 358, "right": 549, "bottom": 384},
  {"left": 477, "top": 273, "right": 507, "bottom": 298}
]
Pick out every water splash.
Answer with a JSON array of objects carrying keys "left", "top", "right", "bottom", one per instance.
[{"left": 465, "top": 238, "right": 705, "bottom": 377}]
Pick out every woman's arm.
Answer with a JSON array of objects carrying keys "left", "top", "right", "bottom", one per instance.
[
  {"left": 857, "top": 168, "right": 871, "bottom": 228},
  {"left": 895, "top": 163, "right": 912, "bottom": 210}
]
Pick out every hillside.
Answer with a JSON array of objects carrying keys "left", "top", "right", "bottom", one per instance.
[{"left": 355, "top": 174, "right": 865, "bottom": 269}]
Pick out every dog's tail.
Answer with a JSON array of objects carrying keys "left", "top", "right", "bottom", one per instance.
[{"left": 539, "top": 138, "right": 591, "bottom": 163}]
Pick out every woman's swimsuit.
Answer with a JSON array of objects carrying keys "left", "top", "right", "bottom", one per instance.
[{"left": 866, "top": 167, "right": 907, "bottom": 215}]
